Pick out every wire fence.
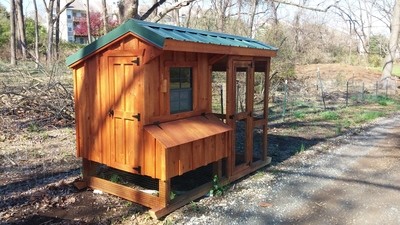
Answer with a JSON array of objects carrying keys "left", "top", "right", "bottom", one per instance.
[{"left": 269, "top": 70, "right": 399, "bottom": 121}]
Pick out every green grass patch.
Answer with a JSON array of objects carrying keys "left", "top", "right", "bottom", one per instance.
[
  {"left": 293, "top": 111, "right": 306, "bottom": 119},
  {"left": 320, "top": 110, "right": 340, "bottom": 120},
  {"left": 354, "top": 111, "right": 384, "bottom": 123},
  {"left": 376, "top": 96, "right": 396, "bottom": 106}
]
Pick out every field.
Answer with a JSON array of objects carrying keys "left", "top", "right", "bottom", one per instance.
[{"left": 1, "top": 63, "right": 399, "bottom": 224}]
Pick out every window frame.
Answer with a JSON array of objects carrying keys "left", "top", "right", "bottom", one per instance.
[{"left": 169, "top": 66, "right": 193, "bottom": 114}]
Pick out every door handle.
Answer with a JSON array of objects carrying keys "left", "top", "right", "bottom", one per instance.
[{"left": 108, "top": 109, "right": 114, "bottom": 117}]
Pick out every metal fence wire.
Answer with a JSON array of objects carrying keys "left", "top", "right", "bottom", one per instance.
[{"left": 268, "top": 69, "right": 398, "bottom": 120}]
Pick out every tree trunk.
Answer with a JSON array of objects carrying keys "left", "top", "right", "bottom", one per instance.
[
  {"left": 248, "top": 0, "right": 259, "bottom": 37},
  {"left": 46, "top": 0, "right": 55, "bottom": 64},
  {"left": 44, "top": 0, "right": 75, "bottom": 64},
  {"left": 86, "top": 0, "right": 92, "bottom": 43},
  {"left": 118, "top": 0, "right": 139, "bottom": 23},
  {"left": 10, "top": 0, "right": 17, "bottom": 66},
  {"left": 16, "top": 0, "right": 27, "bottom": 59},
  {"left": 55, "top": 0, "right": 60, "bottom": 60},
  {"left": 381, "top": 0, "right": 400, "bottom": 79},
  {"left": 102, "top": 0, "right": 108, "bottom": 34},
  {"left": 33, "top": 0, "right": 40, "bottom": 68}
]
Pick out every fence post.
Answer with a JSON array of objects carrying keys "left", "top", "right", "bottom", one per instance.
[
  {"left": 346, "top": 80, "right": 349, "bottom": 107},
  {"left": 317, "top": 68, "right": 326, "bottom": 110},
  {"left": 361, "top": 82, "right": 365, "bottom": 102},
  {"left": 375, "top": 81, "right": 378, "bottom": 98},
  {"left": 386, "top": 79, "right": 388, "bottom": 97},
  {"left": 282, "top": 79, "right": 288, "bottom": 119},
  {"left": 220, "top": 85, "right": 224, "bottom": 115}
]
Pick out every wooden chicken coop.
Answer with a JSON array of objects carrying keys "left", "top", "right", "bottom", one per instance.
[{"left": 66, "top": 19, "right": 277, "bottom": 218}]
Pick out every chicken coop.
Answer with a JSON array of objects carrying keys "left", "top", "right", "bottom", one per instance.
[{"left": 66, "top": 19, "right": 277, "bottom": 218}]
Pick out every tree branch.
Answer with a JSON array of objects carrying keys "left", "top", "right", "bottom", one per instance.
[
  {"left": 151, "top": 0, "right": 197, "bottom": 23},
  {"left": 140, "top": 0, "right": 167, "bottom": 20},
  {"left": 271, "top": 0, "right": 340, "bottom": 12}
]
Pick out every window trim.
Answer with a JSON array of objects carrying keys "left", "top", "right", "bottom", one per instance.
[{"left": 169, "top": 67, "right": 193, "bottom": 114}]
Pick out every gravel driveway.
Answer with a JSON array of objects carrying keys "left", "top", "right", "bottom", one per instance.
[{"left": 168, "top": 115, "right": 400, "bottom": 225}]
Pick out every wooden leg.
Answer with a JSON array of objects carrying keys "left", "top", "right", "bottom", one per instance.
[{"left": 158, "top": 179, "right": 170, "bottom": 207}]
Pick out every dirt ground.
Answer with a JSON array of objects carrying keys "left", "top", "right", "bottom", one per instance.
[{"left": 1, "top": 64, "right": 399, "bottom": 224}]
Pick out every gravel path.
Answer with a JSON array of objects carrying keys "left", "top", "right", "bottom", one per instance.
[{"left": 168, "top": 115, "right": 400, "bottom": 225}]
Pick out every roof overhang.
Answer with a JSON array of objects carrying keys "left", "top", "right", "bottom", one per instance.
[{"left": 66, "top": 19, "right": 278, "bottom": 67}]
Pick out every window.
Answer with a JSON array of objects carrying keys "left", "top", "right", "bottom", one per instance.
[
  {"left": 170, "top": 67, "right": 193, "bottom": 114},
  {"left": 67, "top": 15, "right": 71, "bottom": 19}
]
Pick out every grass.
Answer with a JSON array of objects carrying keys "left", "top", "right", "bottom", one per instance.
[
  {"left": 354, "top": 111, "right": 385, "bottom": 123},
  {"left": 320, "top": 111, "right": 340, "bottom": 120}
]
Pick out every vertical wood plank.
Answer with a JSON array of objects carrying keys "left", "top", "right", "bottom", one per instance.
[
  {"left": 100, "top": 54, "right": 111, "bottom": 165},
  {"left": 192, "top": 139, "right": 205, "bottom": 168},
  {"left": 143, "top": 131, "right": 156, "bottom": 177},
  {"left": 155, "top": 141, "right": 165, "bottom": 179},
  {"left": 73, "top": 65, "right": 85, "bottom": 158},
  {"left": 167, "top": 146, "right": 179, "bottom": 178},
  {"left": 204, "top": 136, "right": 216, "bottom": 165},
  {"left": 144, "top": 58, "right": 160, "bottom": 124},
  {"left": 179, "top": 143, "right": 192, "bottom": 175}
]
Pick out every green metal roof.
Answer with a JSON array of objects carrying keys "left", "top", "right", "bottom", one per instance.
[{"left": 66, "top": 19, "right": 278, "bottom": 67}]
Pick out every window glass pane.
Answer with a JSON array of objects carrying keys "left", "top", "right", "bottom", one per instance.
[
  {"left": 180, "top": 68, "right": 192, "bottom": 88},
  {"left": 170, "top": 68, "right": 180, "bottom": 90},
  {"left": 170, "top": 67, "right": 193, "bottom": 114}
]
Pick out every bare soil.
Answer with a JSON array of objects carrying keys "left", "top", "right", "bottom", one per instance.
[{"left": 1, "top": 63, "right": 399, "bottom": 224}]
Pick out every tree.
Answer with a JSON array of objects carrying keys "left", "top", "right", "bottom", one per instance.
[
  {"left": 86, "top": 0, "right": 92, "bottom": 43},
  {"left": 75, "top": 11, "right": 109, "bottom": 38},
  {"left": 33, "top": 0, "right": 40, "bottom": 68},
  {"left": 102, "top": 0, "right": 108, "bottom": 34},
  {"left": 43, "top": 0, "right": 75, "bottom": 64},
  {"left": 381, "top": 0, "right": 400, "bottom": 79},
  {"left": 16, "top": 0, "right": 27, "bottom": 59},
  {"left": 10, "top": 0, "right": 16, "bottom": 65}
]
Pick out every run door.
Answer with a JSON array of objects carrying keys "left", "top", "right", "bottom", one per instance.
[{"left": 229, "top": 60, "right": 254, "bottom": 173}]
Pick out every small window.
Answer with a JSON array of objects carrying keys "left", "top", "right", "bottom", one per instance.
[
  {"left": 170, "top": 67, "right": 193, "bottom": 114},
  {"left": 67, "top": 15, "right": 71, "bottom": 19}
]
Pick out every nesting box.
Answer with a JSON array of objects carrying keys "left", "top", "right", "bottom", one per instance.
[{"left": 66, "top": 19, "right": 277, "bottom": 218}]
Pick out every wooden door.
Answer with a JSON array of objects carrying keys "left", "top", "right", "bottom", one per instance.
[
  {"left": 107, "top": 56, "right": 141, "bottom": 174},
  {"left": 230, "top": 60, "right": 254, "bottom": 173}
]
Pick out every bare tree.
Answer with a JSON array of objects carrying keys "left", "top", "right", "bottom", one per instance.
[
  {"left": 43, "top": 0, "right": 75, "bottom": 64},
  {"left": 382, "top": 0, "right": 400, "bottom": 79},
  {"left": 10, "top": 0, "right": 17, "bottom": 66},
  {"left": 150, "top": 0, "right": 197, "bottom": 23},
  {"left": 211, "top": 0, "right": 233, "bottom": 32},
  {"left": 16, "top": 0, "right": 27, "bottom": 59},
  {"left": 55, "top": 0, "right": 60, "bottom": 60},
  {"left": 102, "top": 0, "right": 108, "bottom": 34},
  {"left": 33, "top": 0, "right": 40, "bottom": 68},
  {"left": 86, "top": 0, "right": 92, "bottom": 43}
]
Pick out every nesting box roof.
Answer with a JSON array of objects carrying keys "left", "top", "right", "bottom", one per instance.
[{"left": 66, "top": 19, "right": 278, "bottom": 67}]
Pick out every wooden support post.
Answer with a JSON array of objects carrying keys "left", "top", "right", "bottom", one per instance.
[{"left": 158, "top": 179, "right": 170, "bottom": 207}]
